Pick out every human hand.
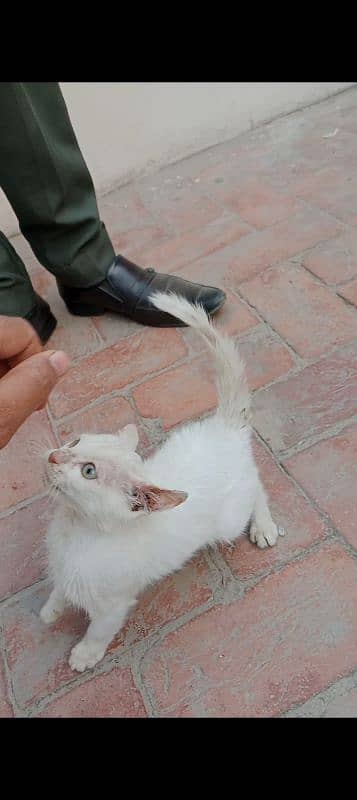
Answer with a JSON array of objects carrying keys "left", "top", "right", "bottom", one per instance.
[{"left": 0, "top": 316, "right": 70, "bottom": 448}]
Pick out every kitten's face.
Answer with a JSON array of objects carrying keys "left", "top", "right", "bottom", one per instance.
[{"left": 44, "top": 425, "right": 187, "bottom": 522}]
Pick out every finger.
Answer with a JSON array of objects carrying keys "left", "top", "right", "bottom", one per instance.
[
  {"left": 0, "top": 350, "right": 70, "bottom": 449},
  {"left": 0, "top": 316, "right": 43, "bottom": 366}
]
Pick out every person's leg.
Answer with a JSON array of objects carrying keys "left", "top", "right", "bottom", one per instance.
[
  {"left": 0, "top": 83, "right": 225, "bottom": 340},
  {"left": 0, "top": 82, "right": 115, "bottom": 288},
  {"left": 0, "top": 231, "right": 56, "bottom": 341}
]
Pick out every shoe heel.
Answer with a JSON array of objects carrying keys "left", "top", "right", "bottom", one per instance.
[{"left": 64, "top": 301, "right": 105, "bottom": 317}]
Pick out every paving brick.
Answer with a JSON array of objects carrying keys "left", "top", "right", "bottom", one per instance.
[
  {"left": 213, "top": 291, "right": 260, "bottom": 336},
  {"left": 297, "top": 170, "right": 357, "bottom": 226},
  {"left": 240, "top": 263, "right": 357, "bottom": 359},
  {"left": 283, "top": 423, "right": 357, "bottom": 549},
  {"left": 177, "top": 244, "right": 248, "bottom": 291},
  {"left": 338, "top": 279, "right": 357, "bottom": 306},
  {"left": 92, "top": 314, "right": 143, "bottom": 346},
  {"left": 0, "top": 659, "right": 12, "bottom": 718},
  {"left": 239, "top": 328, "right": 295, "bottom": 390},
  {"left": 222, "top": 179, "right": 300, "bottom": 228},
  {"left": 134, "top": 359, "right": 216, "bottom": 430},
  {"left": 111, "top": 225, "right": 169, "bottom": 263},
  {"left": 0, "top": 497, "right": 51, "bottom": 599},
  {"left": 226, "top": 207, "right": 343, "bottom": 285},
  {"left": 141, "top": 543, "right": 357, "bottom": 717},
  {"left": 149, "top": 137, "right": 239, "bottom": 182},
  {"left": 39, "top": 667, "right": 146, "bottom": 717},
  {"left": 56, "top": 396, "right": 149, "bottom": 454},
  {"left": 222, "top": 438, "right": 329, "bottom": 580},
  {"left": 196, "top": 138, "right": 279, "bottom": 190},
  {"left": 49, "top": 318, "right": 103, "bottom": 362},
  {"left": 273, "top": 111, "right": 356, "bottom": 174},
  {"left": 292, "top": 165, "right": 348, "bottom": 202},
  {"left": 183, "top": 291, "right": 259, "bottom": 354},
  {"left": 302, "top": 230, "right": 357, "bottom": 285},
  {"left": 137, "top": 149, "right": 248, "bottom": 212},
  {"left": 286, "top": 676, "right": 357, "bottom": 718},
  {"left": 140, "top": 189, "right": 222, "bottom": 235},
  {"left": 1, "top": 583, "right": 88, "bottom": 708},
  {"left": 253, "top": 341, "right": 357, "bottom": 453},
  {"left": 97, "top": 187, "right": 156, "bottom": 236},
  {"left": 138, "top": 213, "right": 251, "bottom": 272},
  {"left": 49, "top": 329, "right": 188, "bottom": 419},
  {"left": 2, "top": 555, "right": 215, "bottom": 709},
  {"left": 0, "top": 411, "right": 56, "bottom": 512},
  {"left": 134, "top": 328, "right": 293, "bottom": 431},
  {"left": 109, "top": 554, "right": 215, "bottom": 652},
  {"left": 320, "top": 686, "right": 357, "bottom": 717},
  {"left": 294, "top": 129, "right": 357, "bottom": 178}
]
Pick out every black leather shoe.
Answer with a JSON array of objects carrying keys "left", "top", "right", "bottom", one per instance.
[
  {"left": 57, "top": 255, "right": 226, "bottom": 326},
  {"left": 25, "top": 293, "right": 57, "bottom": 344}
]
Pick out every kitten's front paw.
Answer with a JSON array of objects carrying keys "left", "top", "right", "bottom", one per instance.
[
  {"left": 69, "top": 640, "right": 105, "bottom": 673},
  {"left": 250, "top": 521, "right": 285, "bottom": 549}
]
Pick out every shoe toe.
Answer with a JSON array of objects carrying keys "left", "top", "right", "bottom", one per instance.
[{"left": 196, "top": 286, "right": 226, "bottom": 314}]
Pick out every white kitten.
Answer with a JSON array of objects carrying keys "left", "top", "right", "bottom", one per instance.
[{"left": 41, "top": 292, "right": 284, "bottom": 673}]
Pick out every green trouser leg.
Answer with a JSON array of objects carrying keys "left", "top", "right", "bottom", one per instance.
[
  {"left": 0, "top": 82, "right": 115, "bottom": 316},
  {"left": 0, "top": 231, "right": 37, "bottom": 316}
]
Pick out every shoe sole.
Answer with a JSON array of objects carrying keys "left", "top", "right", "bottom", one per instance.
[{"left": 64, "top": 296, "right": 226, "bottom": 326}]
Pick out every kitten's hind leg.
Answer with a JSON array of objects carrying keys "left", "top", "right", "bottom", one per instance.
[
  {"left": 40, "top": 587, "right": 66, "bottom": 624},
  {"left": 69, "top": 597, "right": 136, "bottom": 673},
  {"left": 249, "top": 481, "right": 285, "bottom": 549}
]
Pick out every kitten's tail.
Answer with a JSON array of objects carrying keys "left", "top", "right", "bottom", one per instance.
[{"left": 150, "top": 292, "right": 250, "bottom": 428}]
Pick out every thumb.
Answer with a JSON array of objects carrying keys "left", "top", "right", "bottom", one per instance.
[{"left": 0, "top": 350, "right": 70, "bottom": 449}]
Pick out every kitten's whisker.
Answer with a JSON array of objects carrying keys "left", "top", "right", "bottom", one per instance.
[
  {"left": 28, "top": 436, "right": 54, "bottom": 458},
  {"left": 44, "top": 483, "right": 61, "bottom": 508}
]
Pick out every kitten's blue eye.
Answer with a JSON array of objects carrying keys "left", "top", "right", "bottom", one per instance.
[{"left": 81, "top": 463, "right": 97, "bottom": 480}]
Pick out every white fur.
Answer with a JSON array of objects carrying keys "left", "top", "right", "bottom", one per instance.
[{"left": 41, "top": 293, "right": 284, "bottom": 672}]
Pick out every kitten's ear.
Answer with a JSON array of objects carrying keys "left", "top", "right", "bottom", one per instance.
[
  {"left": 118, "top": 424, "right": 139, "bottom": 451},
  {"left": 130, "top": 484, "right": 188, "bottom": 513}
]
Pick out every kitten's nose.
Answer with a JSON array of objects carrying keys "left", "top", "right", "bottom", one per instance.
[{"left": 48, "top": 450, "right": 66, "bottom": 464}]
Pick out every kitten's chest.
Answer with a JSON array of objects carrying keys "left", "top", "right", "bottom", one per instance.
[
  {"left": 48, "top": 533, "right": 111, "bottom": 611},
  {"left": 48, "top": 526, "right": 88, "bottom": 583},
  {"left": 47, "top": 520, "right": 149, "bottom": 605}
]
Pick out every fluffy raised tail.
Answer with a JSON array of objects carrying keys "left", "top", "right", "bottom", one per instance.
[{"left": 150, "top": 292, "right": 250, "bottom": 428}]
